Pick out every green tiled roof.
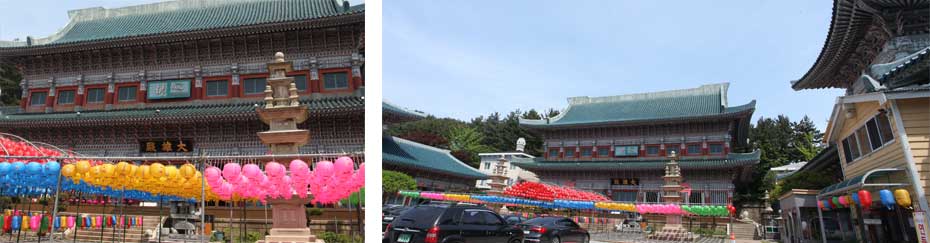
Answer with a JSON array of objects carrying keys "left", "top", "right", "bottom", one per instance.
[
  {"left": 0, "top": 95, "right": 362, "bottom": 125},
  {"left": 511, "top": 150, "right": 760, "bottom": 171},
  {"left": 383, "top": 136, "right": 488, "bottom": 179},
  {"left": 874, "top": 47, "right": 930, "bottom": 89},
  {"left": 1, "top": 0, "right": 361, "bottom": 47},
  {"left": 520, "top": 83, "right": 755, "bottom": 128},
  {"left": 383, "top": 101, "right": 427, "bottom": 119}
]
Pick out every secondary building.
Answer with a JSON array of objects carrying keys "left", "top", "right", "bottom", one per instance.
[
  {"left": 514, "top": 83, "right": 760, "bottom": 205},
  {"left": 475, "top": 152, "right": 539, "bottom": 190},
  {"left": 790, "top": 0, "right": 928, "bottom": 242},
  {"left": 382, "top": 102, "right": 489, "bottom": 193}
]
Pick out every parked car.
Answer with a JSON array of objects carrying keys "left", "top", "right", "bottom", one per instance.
[
  {"left": 503, "top": 215, "right": 528, "bottom": 225},
  {"left": 384, "top": 203, "right": 524, "bottom": 243},
  {"left": 519, "top": 216, "right": 590, "bottom": 243},
  {"left": 383, "top": 205, "right": 412, "bottom": 231}
]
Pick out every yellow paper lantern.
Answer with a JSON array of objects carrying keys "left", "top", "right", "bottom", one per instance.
[
  {"left": 75, "top": 160, "right": 91, "bottom": 174},
  {"left": 180, "top": 164, "right": 196, "bottom": 179},
  {"left": 61, "top": 164, "right": 75, "bottom": 177},
  {"left": 894, "top": 189, "right": 912, "bottom": 207}
]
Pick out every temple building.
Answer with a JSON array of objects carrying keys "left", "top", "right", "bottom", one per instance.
[
  {"left": 382, "top": 102, "right": 488, "bottom": 193},
  {"left": 0, "top": 0, "right": 365, "bottom": 157},
  {"left": 791, "top": 0, "right": 929, "bottom": 242},
  {"left": 514, "top": 83, "right": 760, "bottom": 205}
]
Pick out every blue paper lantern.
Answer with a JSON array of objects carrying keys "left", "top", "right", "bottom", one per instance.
[{"left": 880, "top": 189, "right": 895, "bottom": 210}]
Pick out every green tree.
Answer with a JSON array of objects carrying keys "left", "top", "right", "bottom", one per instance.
[
  {"left": 447, "top": 126, "right": 494, "bottom": 167},
  {"left": 0, "top": 63, "right": 22, "bottom": 106},
  {"left": 734, "top": 115, "right": 824, "bottom": 206},
  {"left": 382, "top": 170, "right": 416, "bottom": 201},
  {"left": 386, "top": 117, "right": 467, "bottom": 149}
]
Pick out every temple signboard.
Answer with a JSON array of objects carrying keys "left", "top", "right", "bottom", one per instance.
[
  {"left": 147, "top": 80, "right": 191, "bottom": 99},
  {"left": 139, "top": 139, "right": 194, "bottom": 153}
]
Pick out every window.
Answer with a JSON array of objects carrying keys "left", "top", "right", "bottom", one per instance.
[
  {"left": 597, "top": 147, "right": 610, "bottom": 157},
  {"left": 866, "top": 119, "right": 883, "bottom": 150},
  {"left": 581, "top": 148, "right": 592, "bottom": 157},
  {"left": 646, "top": 145, "right": 660, "bottom": 156},
  {"left": 564, "top": 148, "right": 575, "bottom": 158},
  {"left": 462, "top": 211, "right": 483, "bottom": 224},
  {"left": 548, "top": 149, "right": 559, "bottom": 158},
  {"left": 666, "top": 145, "right": 680, "bottom": 156},
  {"left": 206, "top": 80, "right": 228, "bottom": 97},
  {"left": 842, "top": 136, "right": 861, "bottom": 163},
  {"left": 842, "top": 113, "right": 898, "bottom": 164},
  {"left": 29, "top": 92, "right": 46, "bottom": 106},
  {"left": 479, "top": 211, "right": 503, "bottom": 225},
  {"left": 85, "top": 88, "right": 105, "bottom": 103},
  {"left": 876, "top": 113, "right": 894, "bottom": 144},
  {"left": 117, "top": 86, "right": 137, "bottom": 102},
  {"left": 323, "top": 72, "right": 349, "bottom": 90},
  {"left": 645, "top": 192, "right": 660, "bottom": 203},
  {"left": 243, "top": 78, "right": 267, "bottom": 95},
  {"left": 709, "top": 144, "right": 724, "bottom": 154},
  {"left": 612, "top": 191, "right": 637, "bottom": 202},
  {"left": 687, "top": 144, "right": 702, "bottom": 155},
  {"left": 856, "top": 126, "right": 872, "bottom": 155},
  {"left": 689, "top": 191, "right": 704, "bottom": 204},
  {"left": 483, "top": 162, "right": 490, "bottom": 170},
  {"left": 57, "top": 90, "right": 75, "bottom": 105},
  {"left": 613, "top": 145, "right": 639, "bottom": 157},
  {"left": 290, "top": 75, "right": 308, "bottom": 91}
]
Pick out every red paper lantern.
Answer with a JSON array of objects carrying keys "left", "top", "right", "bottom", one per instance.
[{"left": 858, "top": 190, "right": 872, "bottom": 210}]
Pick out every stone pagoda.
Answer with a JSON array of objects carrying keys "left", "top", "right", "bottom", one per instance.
[
  {"left": 256, "top": 52, "right": 321, "bottom": 243},
  {"left": 646, "top": 151, "right": 695, "bottom": 242},
  {"left": 662, "top": 151, "right": 684, "bottom": 227}
]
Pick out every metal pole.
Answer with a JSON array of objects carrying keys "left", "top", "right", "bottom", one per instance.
[
  {"left": 158, "top": 196, "right": 163, "bottom": 243},
  {"left": 113, "top": 188, "right": 124, "bottom": 243},
  {"left": 816, "top": 197, "right": 827, "bottom": 243},
  {"left": 73, "top": 192, "right": 82, "bottom": 243},
  {"left": 49, "top": 167, "right": 63, "bottom": 242},
  {"left": 199, "top": 155, "right": 206, "bottom": 243},
  {"left": 18, "top": 195, "right": 32, "bottom": 243},
  {"left": 98, "top": 196, "right": 106, "bottom": 243}
]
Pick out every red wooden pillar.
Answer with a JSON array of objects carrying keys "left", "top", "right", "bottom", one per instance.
[{"left": 702, "top": 141, "right": 709, "bottom": 155}]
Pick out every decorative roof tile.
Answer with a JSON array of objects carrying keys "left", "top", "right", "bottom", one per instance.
[
  {"left": 383, "top": 136, "right": 488, "bottom": 179},
  {"left": 0, "top": 95, "right": 362, "bottom": 125},
  {"left": 0, "top": 0, "right": 362, "bottom": 47},
  {"left": 383, "top": 101, "right": 428, "bottom": 119},
  {"left": 520, "top": 83, "right": 755, "bottom": 128},
  {"left": 511, "top": 151, "right": 760, "bottom": 171}
]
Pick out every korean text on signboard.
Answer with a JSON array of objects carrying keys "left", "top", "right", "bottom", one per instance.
[
  {"left": 139, "top": 139, "right": 193, "bottom": 153},
  {"left": 147, "top": 80, "right": 191, "bottom": 100},
  {"left": 611, "top": 178, "right": 640, "bottom": 186}
]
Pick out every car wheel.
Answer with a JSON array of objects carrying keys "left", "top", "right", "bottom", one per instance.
[
  {"left": 552, "top": 236, "right": 561, "bottom": 243},
  {"left": 509, "top": 238, "right": 521, "bottom": 243},
  {"left": 582, "top": 234, "right": 589, "bottom": 243}
]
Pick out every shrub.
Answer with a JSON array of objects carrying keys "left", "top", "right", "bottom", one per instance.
[{"left": 319, "top": 232, "right": 362, "bottom": 243}]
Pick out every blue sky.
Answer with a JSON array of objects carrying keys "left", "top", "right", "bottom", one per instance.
[{"left": 385, "top": 1, "right": 846, "bottom": 130}]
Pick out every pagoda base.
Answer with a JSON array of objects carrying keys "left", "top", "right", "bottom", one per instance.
[
  {"left": 256, "top": 198, "right": 322, "bottom": 243},
  {"left": 256, "top": 228, "right": 323, "bottom": 243}
]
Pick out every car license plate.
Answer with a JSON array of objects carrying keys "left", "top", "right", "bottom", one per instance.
[
  {"left": 397, "top": 233, "right": 411, "bottom": 243},
  {"left": 523, "top": 230, "right": 530, "bottom": 234}
]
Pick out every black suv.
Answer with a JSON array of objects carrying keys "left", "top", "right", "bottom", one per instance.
[{"left": 384, "top": 203, "right": 524, "bottom": 243}]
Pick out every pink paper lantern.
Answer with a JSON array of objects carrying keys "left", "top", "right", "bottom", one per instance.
[
  {"left": 222, "top": 163, "right": 242, "bottom": 183},
  {"left": 242, "top": 164, "right": 262, "bottom": 181},
  {"left": 265, "top": 161, "right": 285, "bottom": 178}
]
